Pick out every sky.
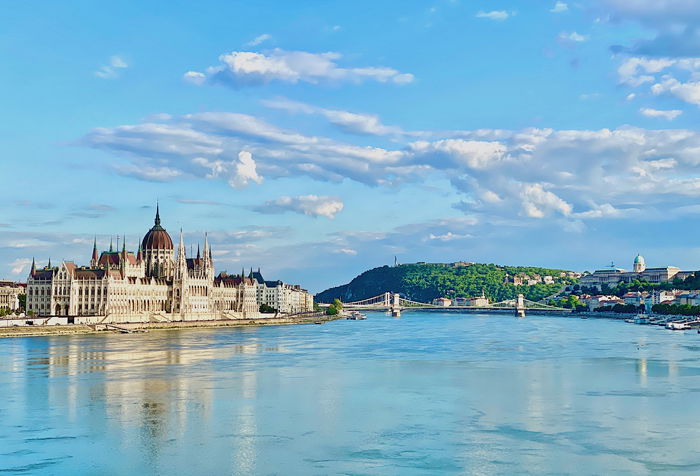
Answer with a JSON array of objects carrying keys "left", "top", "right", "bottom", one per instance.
[{"left": 3, "top": 0, "right": 700, "bottom": 292}]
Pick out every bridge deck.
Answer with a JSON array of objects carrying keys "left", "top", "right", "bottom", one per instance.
[{"left": 343, "top": 306, "right": 571, "bottom": 313}]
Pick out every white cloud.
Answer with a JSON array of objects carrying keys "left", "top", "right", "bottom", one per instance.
[
  {"left": 95, "top": 55, "right": 129, "bottom": 79},
  {"left": 183, "top": 71, "right": 206, "bottom": 85},
  {"left": 550, "top": 2, "right": 568, "bottom": 13},
  {"left": 333, "top": 248, "right": 358, "bottom": 255},
  {"left": 263, "top": 98, "right": 405, "bottom": 136},
  {"left": 617, "top": 57, "right": 675, "bottom": 86},
  {"left": 427, "top": 232, "right": 472, "bottom": 241},
  {"left": 246, "top": 33, "right": 272, "bottom": 47},
  {"left": 559, "top": 31, "right": 588, "bottom": 42},
  {"left": 408, "top": 139, "right": 506, "bottom": 169},
  {"left": 651, "top": 77, "right": 700, "bottom": 105},
  {"left": 10, "top": 258, "right": 32, "bottom": 275},
  {"left": 475, "top": 10, "right": 511, "bottom": 21},
  {"left": 253, "top": 195, "right": 344, "bottom": 219},
  {"left": 639, "top": 107, "right": 683, "bottom": 120},
  {"left": 184, "top": 49, "right": 414, "bottom": 87},
  {"left": 229, "top": 151, "right": 263, "bottom": 188},
  {"left": 82, "top": 109, "right": 700, "bottom": 228},
  {"left": 113, "top": 164, "right": 183, "bottom": 182},
  {"left": 626, "top": 93, "right": 637, "bottom": 101},
  {"left": 573, "top": 203, "right": 623, "bottom": 219},
  {"left": 520, "top": 183, "right": 573, "bottom": 218}
]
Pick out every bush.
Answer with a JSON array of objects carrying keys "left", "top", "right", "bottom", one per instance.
[{"left": 259, "top": 304, "right": 277, "bottom": 314}]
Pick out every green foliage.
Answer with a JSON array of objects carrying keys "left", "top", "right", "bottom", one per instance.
[
  {"left": 594, "top": 304, "right": 642, "bottom": 314},
  {"left": 316, "top": 263, "right": 572, "bottom": 304},
  {"left": 259, "top": 303, "right": 277, "bottom": 314},
  {"left": 0, "top": 307, "right": 9, "bottom": 317},
  {"left": 18, "top": 294, "right": 26, "bottom": 311},
  {"left": 326, "top": 304, "right": 340, "bottom": 315},
  {"left": 652, "top": 303, "right": 700, "bottom": 316}
]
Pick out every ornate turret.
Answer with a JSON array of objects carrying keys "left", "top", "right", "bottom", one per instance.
[
  {"left": 30, "top": 257, "right": 36, "bottom": 276},
  {"left": 633, "top": 254, "right": 646, "bottom": 273}
]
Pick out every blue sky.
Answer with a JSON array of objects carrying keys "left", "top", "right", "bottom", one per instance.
[{"left": 3, "top": 0, "right": 700, "bottom": 292}]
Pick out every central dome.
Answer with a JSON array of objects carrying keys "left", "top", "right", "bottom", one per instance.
[{"left": 142, "top": 205, "right": 174, "bottom": 250}]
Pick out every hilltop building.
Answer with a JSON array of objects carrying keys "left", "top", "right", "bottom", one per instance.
[
  {"left": 580, "top": 255, "right": 694, "bottom": 289},
  {"left": 26, "top": 206, "right": 312, "bottom": 322}
]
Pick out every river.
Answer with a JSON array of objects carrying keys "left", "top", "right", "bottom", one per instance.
[{"left": 2, "top": 312, "right": 700, "bottom": 475}]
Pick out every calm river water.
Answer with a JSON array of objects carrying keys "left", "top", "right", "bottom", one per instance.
[{"left": 2, "top": 312, "right": 700, "bottom": 475}]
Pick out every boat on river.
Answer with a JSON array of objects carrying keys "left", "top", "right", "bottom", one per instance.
[{"left": 346, "top": 311, "right": 366, "bottom": 320}]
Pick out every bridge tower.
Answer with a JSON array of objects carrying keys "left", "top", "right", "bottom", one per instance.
[
  {"left": 515, "top": 294, "right": 526, "bottom": 318},
  {"left": 391, "top": 293, "right": 401, "bottom": 317}
]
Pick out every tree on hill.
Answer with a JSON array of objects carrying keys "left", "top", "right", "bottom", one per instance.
[{"left": 316, "top": 263, "right": 573, "bottom": 304}]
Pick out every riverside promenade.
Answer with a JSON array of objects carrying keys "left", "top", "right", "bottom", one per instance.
[{"left": 0, "top": 311, "right": 337, "bottom": 339}]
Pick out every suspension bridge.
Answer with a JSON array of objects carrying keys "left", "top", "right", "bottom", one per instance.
[{"left": 322, "top": 292, "right": 571, "bottom": 317}]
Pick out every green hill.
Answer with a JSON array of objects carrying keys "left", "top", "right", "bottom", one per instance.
[{"left": 315, "top": 262, "right": 577, "bottom": 304}]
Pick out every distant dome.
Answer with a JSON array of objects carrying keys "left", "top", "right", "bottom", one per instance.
[
  {"left": 142, "top": 205, "right": 173, "bottom": 250},
  {"left": 634, "top": 254, "right": 645, "bottom": 264}
]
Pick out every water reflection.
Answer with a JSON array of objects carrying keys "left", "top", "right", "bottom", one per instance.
[{"left": 1, "top": 315, "right": 700, "bottom": 475}]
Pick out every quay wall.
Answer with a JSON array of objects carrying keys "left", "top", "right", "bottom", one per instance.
[{"left": 0, "top": 311, "right": 334, "bottom": 339}]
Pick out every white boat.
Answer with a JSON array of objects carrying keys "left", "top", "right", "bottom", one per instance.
[
  {"left": 666, "top": 321, "right": 690, "bottom": 330},
  {"left": 346, "top": 311, "right": 367, "bottom": 320}
]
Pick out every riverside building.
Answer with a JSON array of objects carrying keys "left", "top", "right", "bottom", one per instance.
[
  {"left": 0, "top": 281, "right": 23, "bottom": 312},
  {"left": 26, "top": 206, "right": 313, "bottom": 323}
]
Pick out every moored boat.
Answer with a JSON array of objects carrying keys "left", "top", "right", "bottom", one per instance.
[{"left": 346, "top": 311, "right": 367, "bottom": 320}]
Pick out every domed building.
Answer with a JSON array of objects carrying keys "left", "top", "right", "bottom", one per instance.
[
  {"left": 580, "top": 253, "right": 695, "bottom": 289},
  {"left": 141, "top": 204, "right": 175, "bottom": 278},
  {"left": 25, "top": 204, "right": 313, "bottom": 322}
]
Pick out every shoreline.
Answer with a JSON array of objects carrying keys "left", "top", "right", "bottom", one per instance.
[{"left": 0, "top": 312, "right": 340, "bottom": 339}]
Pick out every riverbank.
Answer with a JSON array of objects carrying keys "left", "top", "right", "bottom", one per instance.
[{"left": 0, "top": 312, "right": 339, "bottom": 339}]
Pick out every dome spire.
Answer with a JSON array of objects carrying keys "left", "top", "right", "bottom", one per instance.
[{"left": 155, "top": 201, "right": 161, "bottom": 226}]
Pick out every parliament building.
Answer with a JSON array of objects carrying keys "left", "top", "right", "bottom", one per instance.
[{"left": 26, "top": 206, "right": 313, "bottom": 322}]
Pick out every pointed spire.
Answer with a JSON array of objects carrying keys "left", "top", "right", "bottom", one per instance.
[
  {"left": 92, "top": 236, "right": 98, "bottom": 264},
  {"left": 30, "top": 257, "right": 36, "bottom": 276},
  {"left": 155, "top": 201, "right": 161, "bottom": 226},
  {"left": 48, "top": 257, "right": 52, "bottom": 268},
  {"left": 122, "top": 235, "right": 126, "bottom": 253},
  {"left": 197, "top": 243, "right": 201, "bottom": 260},
  {"left": 137, "top": 243, "right": 143, "bottom": 262},
  {"left": 203, "top": 232, "right": 210, "bottom": 265},
  {"left": 109, "top": 236, "right": 113, "bottom": 252},
  {"left": 178, "top": 229, "right": 186, "bottom": 260}
]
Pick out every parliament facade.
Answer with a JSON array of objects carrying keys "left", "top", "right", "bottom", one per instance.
[{"left": 26, "top": 207, "right": 313, "bottom": 322}]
